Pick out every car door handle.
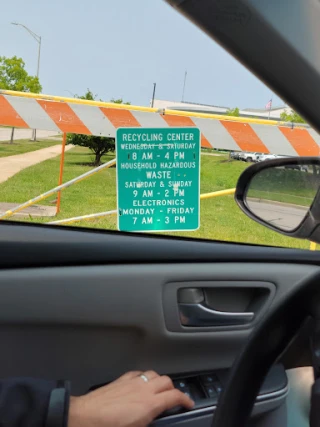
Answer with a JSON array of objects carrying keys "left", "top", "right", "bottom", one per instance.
[{"left": 178, "top": 302, "right": 255, "bottom": 327}]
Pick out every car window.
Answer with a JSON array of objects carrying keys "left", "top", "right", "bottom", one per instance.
[{"left": 0, "top": 0, "right": 316, "bottom": 251}]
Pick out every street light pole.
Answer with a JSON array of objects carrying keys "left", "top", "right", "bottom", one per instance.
[
  {"left": 182, "top": 70, "right": 187, "bottom": 102},
  {"left": 151, "top": 83, "right": 156, "bottom": 108},
  {"left": 11, "top": 22, "right": 42, "bottom": 141},
  {"left": 37, "top": 36, "right": 42, "bottom": 79}
]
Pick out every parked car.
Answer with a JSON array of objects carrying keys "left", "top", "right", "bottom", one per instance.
[
  {"left": 242, "top": 152, "right": 264, "bottom": 162},
  {"left": 241, "top": 152, "right": 254, "bottom": 162},
  {"left": 239, "top": 152, "right": 261, "bottom": 162},
  {"left": 257, "top": 154, "right": 277, "bottom": 162},
  {"left": 268, "top": 154, "right": 309, "bottom": 172},
  {"left": 238, "top": 152, "right": 247, "bottom": 161},
  {"left": 251, "top": 152, "right": 263, "bottom": 162},
  {"left": 230, "top": 151, "right": 276, "bottom": 163},
  {"left": 285, "top": 164, "right": 308, "bottom": 172},
  {"left": 255, "top": 153, "right": 264, "bottom": 162},
  {"left": 230, "top": 151, "right": 241, "bottom": 160}
]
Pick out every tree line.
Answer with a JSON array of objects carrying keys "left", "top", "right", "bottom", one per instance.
[{"left": 226, "top": 105, "right": 306, "bottom": 123}]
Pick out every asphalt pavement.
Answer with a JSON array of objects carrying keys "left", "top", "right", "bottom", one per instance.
[{"left": 247, "top": 199, "right": 308, "bottom": 230}]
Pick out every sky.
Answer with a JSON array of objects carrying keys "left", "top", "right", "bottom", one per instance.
[{"left": 1, "top": 0, "right": 284, "bottom": 109}]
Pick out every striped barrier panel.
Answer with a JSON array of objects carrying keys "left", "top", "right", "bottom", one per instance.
[{"left": 0, "top": 90, "right": 320, "bottom": 156}]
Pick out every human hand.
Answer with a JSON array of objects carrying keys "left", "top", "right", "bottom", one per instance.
[{"left": 68, "top": 370, "right": 195, "bottom": 427}]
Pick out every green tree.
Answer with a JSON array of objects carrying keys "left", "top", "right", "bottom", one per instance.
[
  {"left": 67, "top": 90, "right": 130, "bottom": 166},
  {"left": 280, "top": 109, "right": 306, "bottom": 123},
  {"left": 111, "top": 98, "right": 131, "bottom": 105},
  {"left": 0, "top": 56, "right": 42, "bottom": 143},
  {"left": 67, "top": 132, "right": 115, "bottom": 166},
  {"left": 226, "top": 107, "right": 240, "bottom": 117},
  {"left": 0, "top": 56, "right": 41, "bottom": 92}
]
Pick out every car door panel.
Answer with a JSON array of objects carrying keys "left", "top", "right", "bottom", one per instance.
[
  {"left": 154, "top": 399, "right": 287, "bottom": 427},
  {"left": 0, "top": 224, "right": 318, "bottom": 425},
  {"left": 0, "top": 262, "right": 317, "bottom": 393}
]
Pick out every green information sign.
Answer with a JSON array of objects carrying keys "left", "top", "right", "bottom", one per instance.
[{"left": 116, "top": 127, "right": 200, "bottom": 232}]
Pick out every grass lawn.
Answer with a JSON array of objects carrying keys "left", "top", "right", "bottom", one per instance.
[
  {"left": 248, "top": 189, "right": 315, "bottom": 207},
  {"left": 247, "top": 167, "right": 320, "bottom": 207},
  {"left": 0, "top": 139, "right": 62, "bottom": 158},
  {"left": 0, "top": 147, "right": 312, "bottom": 250}
]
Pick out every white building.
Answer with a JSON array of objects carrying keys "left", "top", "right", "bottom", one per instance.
[
  {"left": 241, "top": 106, "right": 290, "bottom": 120},
  {"left": 151, "top": 99, "right": 291, "bottom": 121}
]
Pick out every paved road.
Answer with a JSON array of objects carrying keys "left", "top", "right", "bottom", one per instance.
[
  {"left": 0, "top": 128, "right": 61, "bottom": 142},
  {"left": 0, "top": 144, "right": 73, "bottom": 184},
  {"left": 247, "top": 199, "right": 308, "bottom": 230}
]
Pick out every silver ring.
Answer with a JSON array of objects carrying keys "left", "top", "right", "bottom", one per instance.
[{"left": 140, "top": 374, "right": 149, "bottom": 383}]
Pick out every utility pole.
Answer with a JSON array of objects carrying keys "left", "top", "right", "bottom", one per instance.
[
  {"left": 151, "top": 83, "right": 156, "bottom": 108},
  {"left": 268, "top": 97, "right": 273, "bottom": 120},
  {"left": 182, "top": 70, "right": 187, "bottom": 102},
  {"left": 12, "top": 22, "right": 42, "bottom": 141}
]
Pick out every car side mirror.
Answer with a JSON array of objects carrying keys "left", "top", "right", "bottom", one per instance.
[{"left": 235, "top": 157, "right": 320, "bottom": 244}]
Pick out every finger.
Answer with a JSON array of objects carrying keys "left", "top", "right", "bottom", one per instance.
[
  {"left": 142, "top": 370, "right": 160, "bottom": 381},
  {"left": 93, "top": 371, "right": 145, "bottom": 396},
  {"left": 151, "top": 389, "right": 195, "bottom": 418},
  {"left": 131, "top": 370, "right": 159, "bottom": 387},
  {"left": 149, "top": 375, "right": 174, "bottom": 393},
  {"left": 117, "top": 371, "right": 144, "bottom": 382}
]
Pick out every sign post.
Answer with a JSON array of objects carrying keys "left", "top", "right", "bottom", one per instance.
[{"left": 116, "top": 127, "right": 200, "bottom": 232}]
